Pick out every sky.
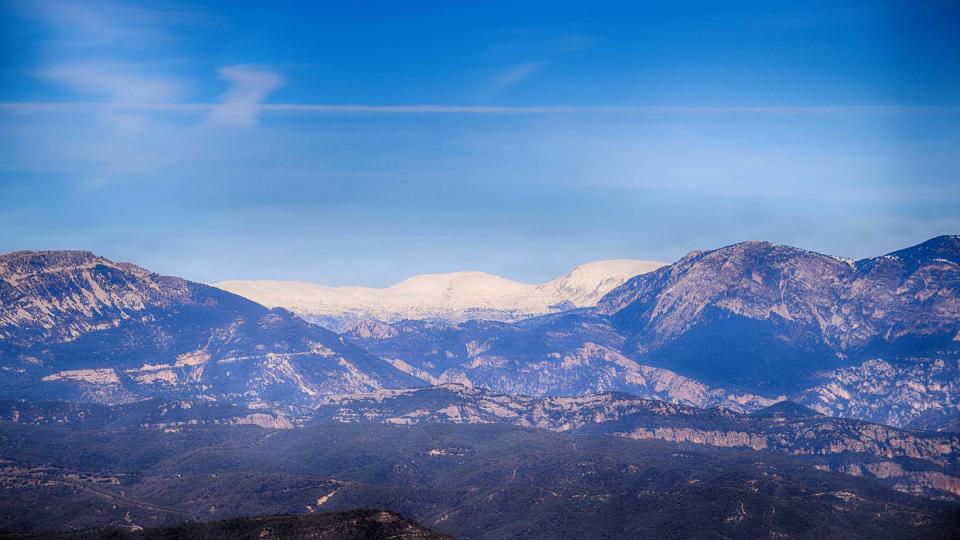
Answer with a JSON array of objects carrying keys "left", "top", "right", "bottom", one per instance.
[{"left": 1, "top": 1, "right": 958, "bottom": 286}]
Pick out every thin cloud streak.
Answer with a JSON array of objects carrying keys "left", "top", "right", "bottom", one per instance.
[{"left": 1, "top": 102, "right": 959, "bottom": 115}]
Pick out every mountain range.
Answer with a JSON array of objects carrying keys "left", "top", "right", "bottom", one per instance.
[
  {"left": 1, "top": 236, "right": 959, "bottom": 537},
  {"left": 340, "top": 236, "right": 960, "bottom": 429},
  {"left": 1, "top": 237, "right": 957, "bottom": 427}
]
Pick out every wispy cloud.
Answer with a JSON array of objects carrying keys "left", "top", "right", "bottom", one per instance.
[
  {"left": 208, "top": 65, "right": 285, "bottom": 127},
  {"left": 17, "top": 0, "right": 199, "bottom": 132},
  {"left": 39, "top": 63, "right": 184, "bottom": 104},
  {"left": 22, "top": 0, "right": 204, "bottom": 50},
  {"left": 493, "top": 62, "right": 544, "bottom": 90}
]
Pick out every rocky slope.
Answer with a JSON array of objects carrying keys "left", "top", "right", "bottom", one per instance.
[
  {"left": 0, "top": 251, "right": 422, "bottom": 408},
  {"left": 797, "top": 358, "right": 960, "bottom": 431},
  {"left": 343, "top": 315, "right": 778, "bottom": 411},
  {"left": 595, "top": 235, "right": 960, "bottom": 393},
  {"left": 0, "top": 250, "right": 195, "bottom": 347},
  {"left": 215, "top": 259, "right": 665, "bottom": 330}
]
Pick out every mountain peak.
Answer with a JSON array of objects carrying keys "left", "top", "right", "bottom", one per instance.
[
  {"left": 390, "top": 270, "right": 525, "bottom": 292},
  {"left": 722, "top": 240, "right": 825, "bottom": 257},
  {"left": 0, "top": 250, "right": 200, "bottom": 346}
]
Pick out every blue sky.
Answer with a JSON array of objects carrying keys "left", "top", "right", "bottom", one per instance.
[{"left": 1, "top": 1, "right": 958, "bottom": 285}]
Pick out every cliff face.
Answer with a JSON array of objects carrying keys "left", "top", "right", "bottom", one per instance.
[{"left": 621, "top": 427, "right": 768, "bottom": 450}]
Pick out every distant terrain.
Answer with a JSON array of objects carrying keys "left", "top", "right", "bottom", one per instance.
[{"left": 216, "top": 259, "right": 666, "bottom": 330}]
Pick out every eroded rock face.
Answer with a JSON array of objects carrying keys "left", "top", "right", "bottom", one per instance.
[{"left": 838, "top": 462, "right": 960, "bottom": 498}]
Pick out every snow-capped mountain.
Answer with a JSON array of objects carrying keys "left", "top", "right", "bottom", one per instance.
[{"left": 215, "top": 259, "right": 666, "bottom": 330}]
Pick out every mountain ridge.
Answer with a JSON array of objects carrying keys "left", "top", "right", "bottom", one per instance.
[{"left": 0, "top": 249, "right": 423, "bottom": 406}]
